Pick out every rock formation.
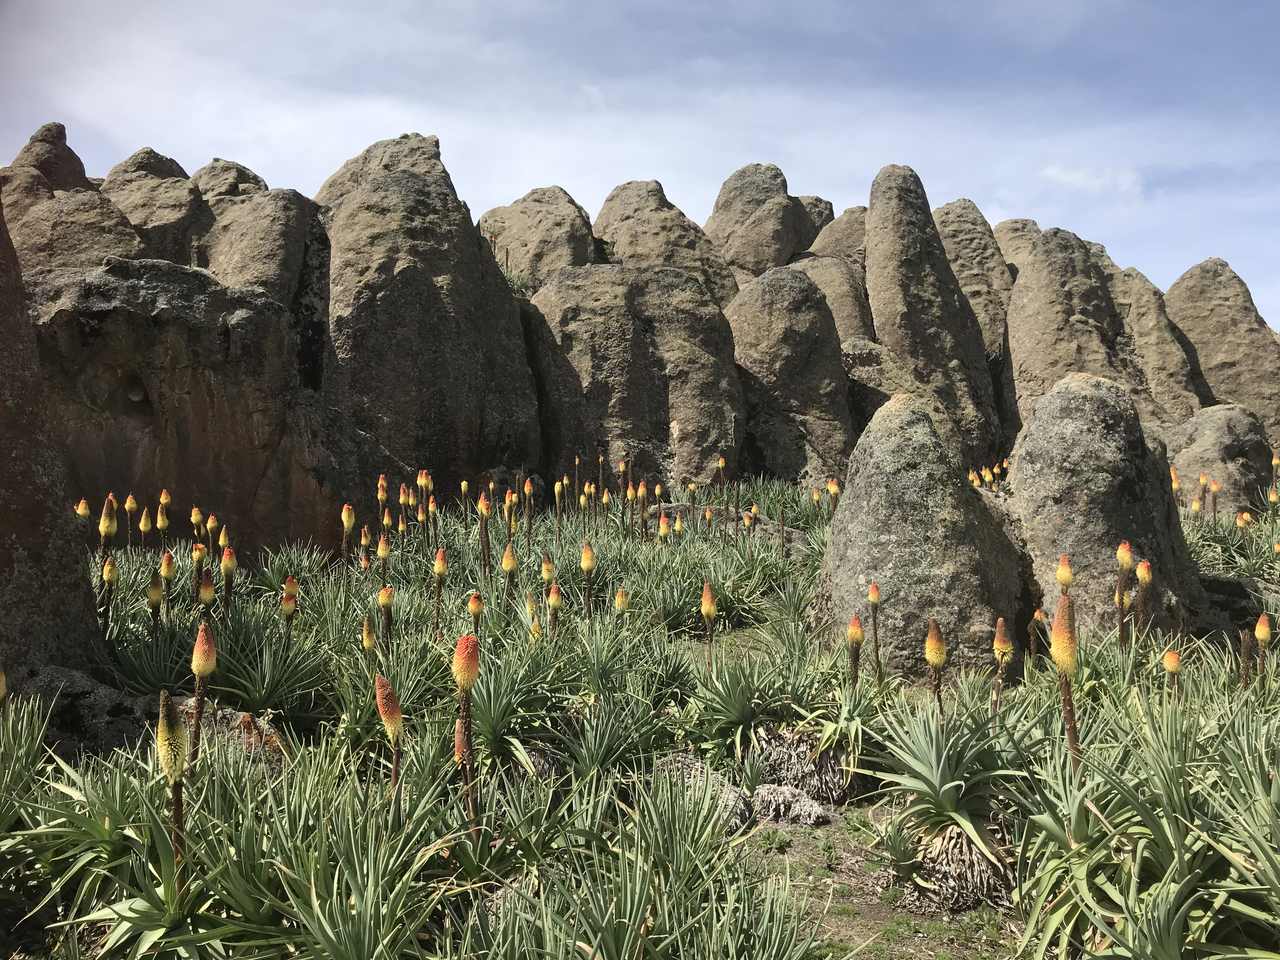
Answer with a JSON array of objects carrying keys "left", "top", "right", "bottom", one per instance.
[
  {"left": 726, "top": 268, "right": 854, "bottom": 481},
  {"left": 1008, "top": 374, "right": 1213, "bottom": 633},
  {"left": 796, "top": 195, "right": 835, "bottom": 250},
  {"left": 703, "top": 163, "right": 809, "bottom": 276},
  {"left": 992, "top": 218, "right": 1040, "bottom": 280},
  {"left": 807, "top": 205, "right": 866, "bottom": 261},
  {"left": 99, "top": 148, "right": 208, "bottom": 264},
  {"left": 595, "top": 179, "right": 738, "bottom": 307},
  {"left": 529, "top": 265, "right": 744, "bottom": 483},
  {"left": 785, "top": 255, "right": 875, "bottom": 343},
  {"left": 478, "top": 186, "right": 597, "bottom": 294},
  {"left": 317, "top": 133, "right": 542, "bottom": 489},
  {"left": 864, "top": 165, "right": 1000, "bottom": 462},
  {"left": 1165, "top": 258, "right": 1280, "bottom": 444},
  {"left": 1166, "top": 404, "right": 1272, "bottom": 515},
  {"left": 822, "top": 393, "right": 1025, "bottom": 675}
]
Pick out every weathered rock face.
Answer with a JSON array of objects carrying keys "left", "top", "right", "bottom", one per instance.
[
  {"left": 11, "top": 122, "right": 91, "bottom": 191},
  {"left": 529, "top": 265, "right": 743, "bottom": 483},
  {"left": 1165, "top": 258, "right": 1280, "bottom": 444},
  {"left": 822, "top": 394, "right": 1025, "bottom": 675},
  {"left": 786, "top": 255, "right": 875, "bottom": 342},
  {"left": 317, "top": 133, "right": 542, "bottom": 486},
  {"left": 99, "top": 149, "right": 208, "bottom": 264},
  {"left": 933, "top": 199, "right": 1012, "bottom": 358},
  {"left": 1166, "top": 404, "right": 1272, "bottom": 515},
  {"left": 478, "top": 186, "right": 596, "bottom": 294},
  {"left": 726, "top": 268, "right": 854, "bottom": 481},
  {"left": 1008, "top": 374, "right": 1213, "bottom": 633},
  {"left": 1005, "top": 228, "right": 1172, "bottom": 433},
  {"left": 1090, "top": 249, "right": 1203, "bottom": 427},
  {"left": 808, "top": 205, "right": 866, "bottom": 261},
  {"left": 703, "top": 163, "right": 809, "bottom": 275},
  {"left": 29, "top": 256, "right": 342, "bottom": 548},
  {"left": 595, "top": 179, "right": 738, "bottom": 307},
  {"left": 839, "top": 336, "right": 927, "bottom": 437},
  {"left": 191, "top": 158, "right": 268, "bottom": 198},
  {"left": 992, "top": 218, "right": 1040, "bottom": 280},
  {"left": 864, "top": 165, "right": 1000, "bottom": 463},
  {"left": 0, "top": 189, "right": 99, "bottom": 685},
  {"left": 797, "top": 195, "right": 834, "bottom": 250}
]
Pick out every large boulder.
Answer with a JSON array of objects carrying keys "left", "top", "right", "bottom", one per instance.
[
  {"left": 1004, "top": 228, "right": 1173, "bottom": 433},
  {"left": 0, "top": 188, "right": 99, "bottom": 684},
  {"left": 839, "top": 336, "right": 928, "bottom": 436},
  {"left": 1165, "top": 259, "right": 1280, "bottom": 444},
  {"left": 992, "top": 218, "right": 1040, "bottom": 280},
  {"left": 864, "top": 165, "right": 1000, "bottom": 463},
  {"left": 796, "top": 195, "right": 835, "bottom": 250},
  {"left": 595, "top": 179, "right": 738, "bottom": 307},
  {"left": 726, "top": 268, "right": 854, "bottom": 481},
  {"left": 807, "top": 205, "right": 866, "bottom": 261},
  {"left": 1008, "top": 374, "right": 1213, "bottom": 633},
  {"left": 1090, "top": 248, "right": 1203, "bottom": 427},
  {"left": 478, "top": 186, "right": 596, "bottom": 294},
  {"left": 28, "top": 256, "right": 342, "bottom": 549},
  {"left": 1166, "top": 404, "right": 1272, "bottom": 515},
  {"left": 99, "top": 148, "right": 208, "bottom": 264},
  {"left": 10, "top": 122, "right": 91, "bottom": 191},
  {"left": 316, "top": 133, "right": 542, "bottom": 487},
  {"left": 785, "top": 255, "right": 875, "bottom": 342},
  {"left": 191, "top": 158, "right": 268, "bottom": 198},
  {"left": 529, "top": 265, "right": 743, "bottom": 483},
  {"left": 822, "top": 394, "right": 1025, "bottom": 675},
  {"left": 932, "top": 199, "right": 1012, "bottom": 358},
  {"left": 703, "top": 163, "right": 809, "bottom": 275}
]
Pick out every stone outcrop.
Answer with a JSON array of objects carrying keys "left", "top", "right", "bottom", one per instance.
[
  {"left": 785, "top": 255, "right": 875, "bottom": 343},
  {"left": 478, "top": 186, "right": 596, "bottom": 293},
  {"left": 807, "top": 205, "right": 866, "bottom": 261},
  {"left": 821, "top": 393, "right": 1025, "bottom": 675},
  {"left": 11, "top": 122, "right": 91, "bottom": 191},
  {"left": 992, "top": 218, "right": 1040, "bottom": 279},
  {"left": 703, "top": 163, "right": 809, "bottom": 275},
  {"left": 1166, "top": 404, "right": 1272, "bottom": 515},
  {"left": 529, "top": 265, "right": 743, "bottom": 483},
  {"left": 595, "top": 179, "right": 738, "bottom": 307},
  {"left": 864, "top": 165, "right": 1000, "bottom": 462},
  {"left": 933, "top": 199, "right": 1013, "bottom": 358},
  {"left": 317, "top": 133, "right": 542, "bottom": 488},
  {"left": 797, "top": 195, "right": 835, "bottom": 250},
  {"left": 1008, "top": 374, "right": 1214, "bottom": 633},
  {"left": 726, "top": 268, "right": 855, "bottom": 481},
  {"left": 1165, "top": 258, "right": 1280, "bottom": 444},
  {"left": 99, "top": 148, "right": 208, "bottom": 264}
]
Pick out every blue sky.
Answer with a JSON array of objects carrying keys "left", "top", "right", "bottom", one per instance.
[{"left": 2, "top": 0, "right": 1275, "bottom": 321}]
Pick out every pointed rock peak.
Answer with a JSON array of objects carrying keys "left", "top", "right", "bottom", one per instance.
[
  {"left": 869, "top": 163, "right": 929, "bottom": 208},
  {"left": 106, "top": 147, "right": 189, "bottom": 182},
  {"left": 598, "top": 179, "right": 674, "bottom": 214},
  {"left": 992, "top": 218, "right": 1041, "bottom": 276},
  {"left": 316, "top": 133, "right": 446, "bottom": 208},
  {"left": 709, "top": 162, "right": 790, "bottom": 211},
  {"left": 191, "top": 159, "right": 268, "bottom": 199},
  {"left": 12, "top": 121, "right": 90, "bottom": 191},
  {"left": 808, "top": 205, "right": 867, "bottom": 260}
]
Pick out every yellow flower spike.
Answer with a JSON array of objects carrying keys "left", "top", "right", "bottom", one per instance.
[
  {"left": 280, "top": 591, "right": 297, "bottom": 619},
  {"left": 812, "top": 488, "right": 821, "bottom": 503},
  {"left": 124, "top": 494, "right": 137, "bottom": 516},
  {"left": 198, "top": 568, "right": 216, "bottom": 606},
  {"left": 530, "top": 617, "right": 543, "bottom": 639},
  {"left": 579, "top": 493, "right": 588, "bottom": 510},
  {"left": 541, "top": 553, "right": 554, "bottom": 584},
  {"left": 580, "top": 541, "right": 596, "bottom": 574},
  {"left": 1135, "top": 560, "right": 1152, "bottom": 587},
  {"left": 523, "top": 477, "right": 533, "bottom": 499},
  {"left": 501, "top": 543, "right": 517, "bottom": 575},
  {"left": 1273, "top": 452, "right": 1279, "bottom": 469},
  {"left": 397, "top": 514, "right": 407, "bottom": 535},
  {"left": 156, "top": 504, "right": 169, "bottom": 531},
  {"left": 218, "top": 527, "right": 229, "bottom": 549},
  {"left": 416, "top": 501, "right": 426, "bottom": 523},
  {"left": 190, "top": 506, "right": 203, "bottom": 527},
  {"left": 826, "top": 478, "right": 840, "bottom": 497},
  {"left": 156, "top": 691, "right": 187, "bottom": 786},
  {"left": 283, "top": 575, "right": 299, "bottom": 600},
  {"left": 548, "top": 583, "right": 562, "bottom": 611},
  {"left": 361, "top": 616, "right": 376, "bottom": 652},
  {"left": 924, "top": 618, "right": 947, "bottom": 669},
  {"left": 867, "top": 582, "right": 881, "bottom": 606},
  {"left": 377, "top": 534, "right": 391, "bottom": 561},
  {"left": 452, "top": 633, "right": 480, "bottom": 693},
  {"left": 718, "top": 455, "right": 727, "bottom": 471},
  {"left": 1255, "top": 613, "right": 1271, "bottom": 650},
  {"left": 742, "top": 511, "right": 754, "bottom": 529},
  {"left": 626, "top": 482, "right": 636, "bottom": 503},
  {"left": 192, "top": 542, "right": 207, "bottom": 565},
  {"left": 1190, "top": 498, "right": 1201, "bottom": 514},
  {"left": 399, "top": 483, "right": 409, "bottom": 507},
  {"left": 382, "top": 507, "right": 392, "bottom": 530},
  {"left": 700, "top": 581, "right": 717, "bottom": 623},
  {"left": 993, "top": 617, "right": 1012, "bottom": 664},
  {"left": 433, "top": 548, "right": 447, "bottom": 580},
  {"left": 146, "top": 573, "right": 164, "bottom": 609},
  {"left": 102, "top": 556, "right": 118, "bottom": 584},
  {"left": 674, "top": 515, "right": 684, "bottom": 535},
  {"left": 98, "top": 495, "right": 117, "bottom": 539},
  {"left": 1116, "top": 540, "right": 1133, "bottom": 572},
  {"left": 417, "top": 469, "right": 428, "bottom": 493},
  {"left": 1050, "top": 594, "right": 1079, "bottom": 678},
  {"left": 360, "top": 525, "right": 371, "bottom": 548},
  {"left": 75, "top": 498, "right": 91, "bottom": 519},
  {"left": 1162, "top": 648, "right": 1181, "bottom": 675},
  {"left": 1055, "top": 554, "right": 1073, "bottom": 594},
  {"left": 377, "top": 585, "right": 394, "bottom": 610},
  {"left": 1237, "top": 511, "right": 1253, "bottom": 528},
  {"left": 846, "top": 616, "right": 864, "bottom": 646},
  {"left": 524, "top": 591, "right": 537, "bottom": 619},
  {"left": 192, "top": 621, "right": 217, "bottom": 678},
  {"left": 461, "top": 480, "right": 469, "bottom": 497},
  {"left": 1198, "top": 472, "right": 1209, "bottom": 489},
  {"left": 477, "top": 493, "right": 491, "bottom": 518},
  {"left": 159, "top": 488, "right": 172, "bottom": 507},
  {"left": 703, "top": 506, "right": 713, "bottom": 525},
  {"left": 206, "top": 513, "right": 219, "bottom": 537},
  {"left": 1270, "top": 486, "right": 1279, "bottom": 505},
  {"left": 687, "top": 482, "right": 697, "bottom": 494},
  {"left": 654, "top": 483, "right": 663, "bottom": 499},
  {"left": 139, "top": 508, "right": 152, "bottom": 534},
  {"left": 554, "top": 479, "right": 563, "bottom": 502},
  {"left": 220, "top": 547, "right": 237, "bottom": 580},
  {"left": 1210, "top": 479, "right": 1222, "bottom": 495},
  {"left": 658, "top": 513, "right": 671, "bottom": 540},
  {"left": 614, "top": 587, "right": 629, "bottom": 612},
  {"left": 981, "top": 466, "right": 994, "bottom": 486},
  {"left": 160, "top": 550, "right": 175, "bottom": 580},
  {"left": 428, "top": 496, "right": 437, "bottom": 516},
  {"left": 467, "top": 592, "right": 484, "bottom": 619},
  {"left": 374, "top": 674, "right": 403, "bottom": 744},
  {"left": 341, "top": 503, "right": 356, "bottom": 533},
  {"left": 377, "top": 474, "right": 388, "bottom": 505},
  {"left": 601, "top": 489, "right": 610, "bottom": 506}
]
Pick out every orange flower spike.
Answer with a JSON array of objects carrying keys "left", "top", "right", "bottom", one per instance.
[
  {"left": 501, "top": 542, "right": 517, "bottom": 574},
  {"left": 377, "top": 534, "right": 391, "bottom": 561},
  {"left": 1116, "top": 541, "right": 1133, "bottom": 572},
  {"left": 220, "top": 547, "right": 237, "bottom": 580},
  {"left": 580, "top": 541, "right": 596, "bottom": 574},
  {"left": 614, "top": 587, "right": 630, "bottom": 612},
  {"left": 540, "top": 553, "right": 554, "bottom": 584},
  {"left": 452, "top": 633, "right": 480, "bottom": 692},
  {"left": 377, "top": 474, "right": 388, "bottom": 504},
  {"left": 433, "top": 548, "right": 447, "bottom": 580},
  {"left": 374, "top": 674, "right": 403, "bottom": 743},
  {"left": 360, "top": 525, "right": 371, "bottom": 548},
  {"left": 1055, "top": 554, "right": 1073, "bottom": 594},
  {"left": 102, "top": 556, "right": 118, "bottom": 584},
  {"left": 1255, "top": 613, "right": 1271, "bottom": 650},
  {"left": 382, "top": 507, "right": 392, "bottom": 530},
  {"left": 993, "top": 617, "right": 1013, "bottom": 664},
  {"left": 523, "top": 477, "right": 533, "bottom": 499},
  {"left": 361, "top": 616, "right": 376, "bottom": 652},
  {"left": 467, "top": 592, "right": 484, "bottom": 619},
  {"left": 1050, "top": 594, "right": 1079, "bottom": 678},
  {"left": 1162, "top": 648, "right": 1181, "bottom": 675},
  {"left": 924, "top": 618, "right": 947, "bottom": 669},
  {"left": 846, "top": 616, "right": 864, "bottom": 646},
  {"left": 700, "top": 581, "right": 717, "bottom": 623},
  {"left": 867, "top": 582, "right": 881, "bottom": 606},
  {"left": 341, "top": 503, "right": 356, "bottom": 533},
  {"left": 160, "top": 549, "right": 175, "bottom": 580},
  {"left": 398, "top": 483, "right": 409, "bottom": 507},
  {"left": 548, "top": 583, "right": 563, "bottom": 611},
  {"left": 146, "top": 573, "right": 164, "bottom": 609},
  {"left": 198, "top": 568, "right": 216, "bottom": 606},
  {"left": 377, "top": 585, "right": 394, "bottom": 610},
  {"left": 1135, "top": 560, "right": 1152, "bottom": 587},
  {"left": 192, "top": 621, "right": 217, "bottom": 678},
  {"left": 658, "top": 513, "right": 671, "bottom": 539},
  {"left": 280, "top": 591, "right": 297, "bottom": 619},
  {"left": 283, "top": 575, "right": 299, "bottom": 599},
  {"left": 159, "top": 488, "right": 172, "bottom": 507}
]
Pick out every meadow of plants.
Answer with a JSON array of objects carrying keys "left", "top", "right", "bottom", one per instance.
[{"left": 1, "top": 470, "right": 1279, "bottom": 959}]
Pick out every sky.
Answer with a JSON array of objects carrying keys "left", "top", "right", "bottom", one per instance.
[{"left": 1, "top": 0, "right": 1276, "bottom": 321}]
